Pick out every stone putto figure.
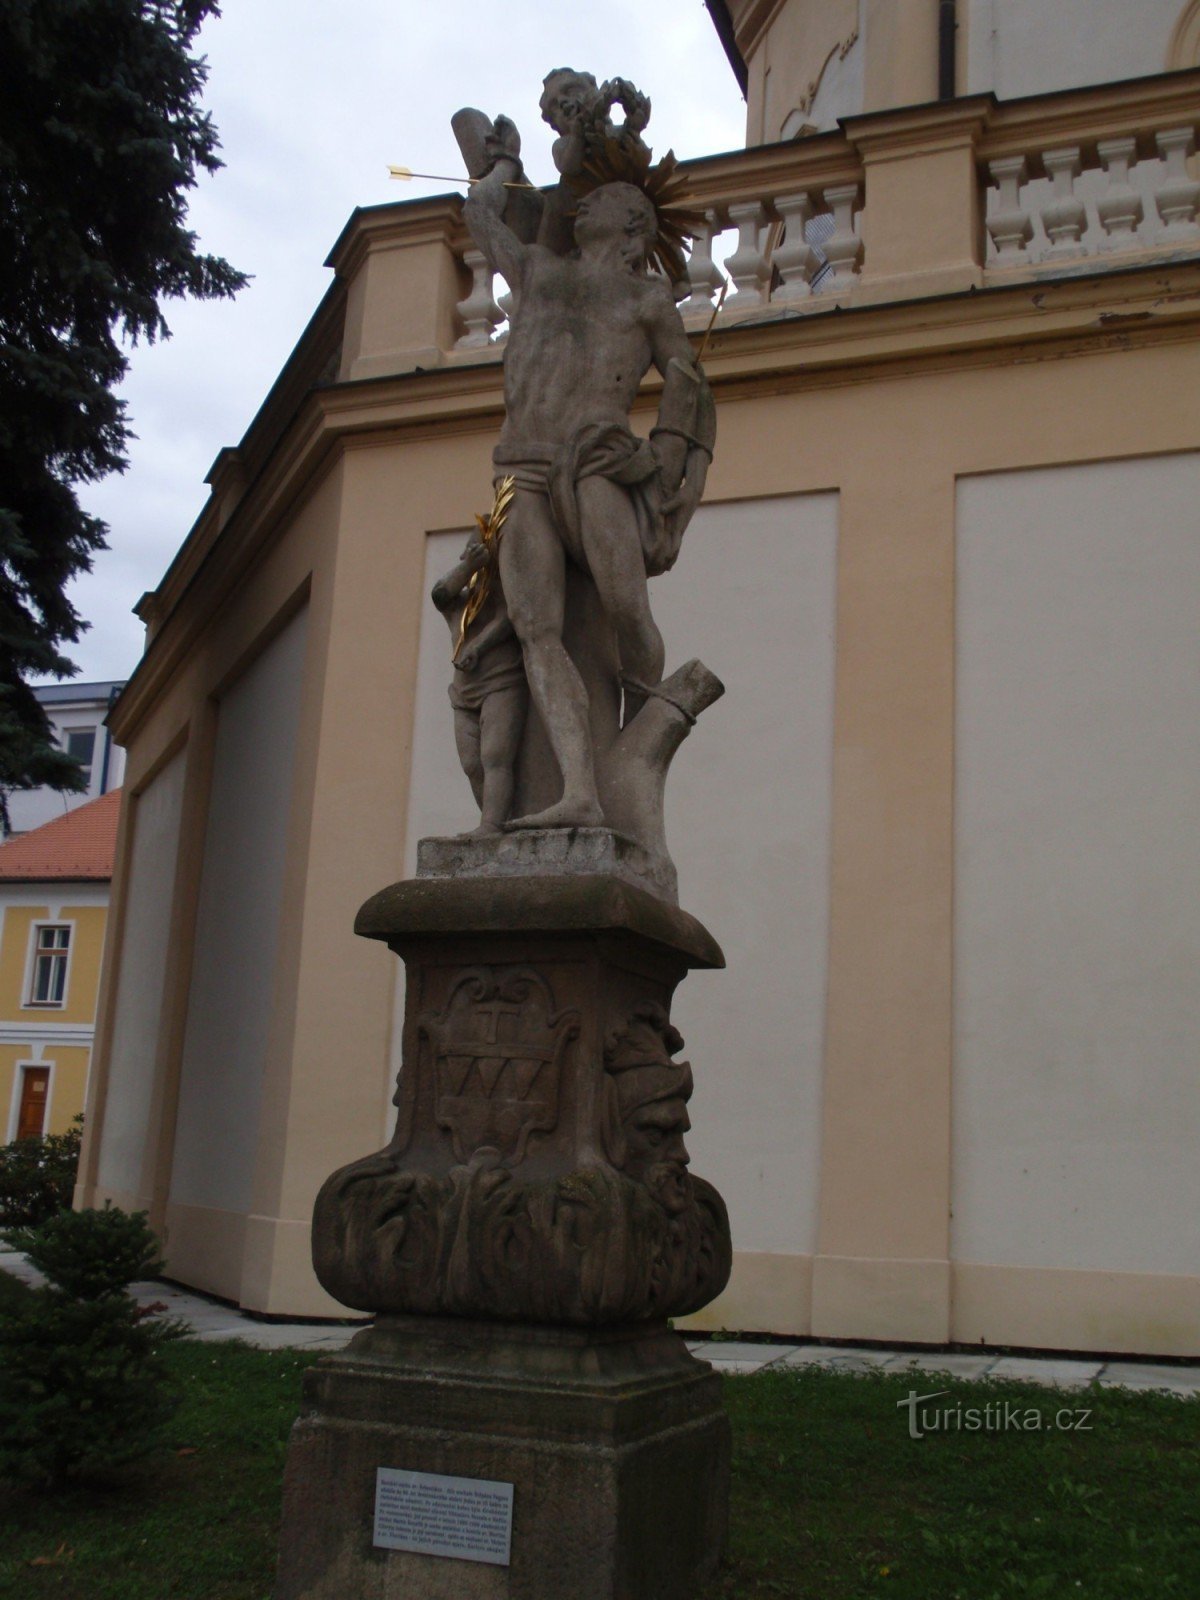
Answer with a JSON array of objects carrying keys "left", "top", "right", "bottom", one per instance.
[{"left": 431, "top": 519, "right": 528, "bottom": 836}]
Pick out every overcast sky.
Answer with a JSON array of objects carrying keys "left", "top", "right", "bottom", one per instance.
[{"left": 57, "top": 1, "right": 746, "bottom": 684}]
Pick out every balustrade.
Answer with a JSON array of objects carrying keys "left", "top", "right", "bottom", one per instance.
[
  {"left": 678, "top": 211, "right": 726, "bottom": 321},
  {"left": 1155, "top": 128, "right": 1200, "bottom": 245},
  {"left": 434, "top": 77, "right": 1200, "bottom": 355},
  {"left": 445, "top": 174, "right": 867, "bottom": 352},
  {"left": 454, "top": 249, "right": 504, "bottom": 349},
  {"left": 985, "top": 120, "right": 1200, "bottom": 273},
  {"left": 1096, "top": 138, "right": 1143, "bottom": 251}
]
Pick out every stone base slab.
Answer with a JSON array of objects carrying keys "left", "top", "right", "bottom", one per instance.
[
  {"left": 275, "top": 1315, "right": 730, "bottom": 1600},
  {"left": 416, "top": 827, "right": 675, "bottom": 905}
]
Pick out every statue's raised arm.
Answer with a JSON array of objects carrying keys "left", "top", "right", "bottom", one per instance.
[{"left": 452, "top": 106, "right": 540, "bottom": 276}]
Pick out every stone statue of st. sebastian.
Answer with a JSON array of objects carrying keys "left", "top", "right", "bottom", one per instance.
[
  {"left": 278, "top": 76, "right": 732, "bottom": 1600},
  {"left": 309, "top": 69, "right": 732, "bottom": 1327},
  {"left": 446, "top": 71, "right": 720, "bottom": 876}
]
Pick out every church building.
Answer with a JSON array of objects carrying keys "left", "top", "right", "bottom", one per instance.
[{"left": 79, "top": 0, "right": 1200, "bottom": 1354}]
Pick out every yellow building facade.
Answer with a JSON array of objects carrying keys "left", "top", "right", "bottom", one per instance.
[
  {"left": 80, "top": 6, "right": 1200, "bottom": 1354},
  {"left": 0, "top": 792, "right": 120, "bottom": 1143}
]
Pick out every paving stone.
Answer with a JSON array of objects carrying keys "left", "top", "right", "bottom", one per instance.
[
  {"left": 5, "top": 1251, "right": 1198, "bottom": 1379},
  {"left": 0, "top": 1251, "right": 46, "bottom": 1289},
  {"left": 988, "top": 1357, "right": 1103, "bottom": 1388},
  {"left": 691, "top": 1341, "right": 800, "bottom": 1365},
  {"left": 301, "top": 1331, "right": 359, "bottom": 1350},
  {"left": 889, "top": 1352, "right": 998, "bottom": 1379},
  {"left": 777, "top": 1345, "right": 897, "bottom": 1372},
  {"left": 1098, "top": 1362, "right": 1200, "bottom": 1396}
]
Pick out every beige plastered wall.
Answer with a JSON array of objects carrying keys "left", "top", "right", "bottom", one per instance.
[
  {"left": 675, "top": 330, "right": 1200, "bottom": 1356},
  {"left": 736, "top": 0, "right": 1196, "bottom": 140},
  {"left": 79, "top": 415, "right": 519, "bottom": 1315},
  {"left": 738, "top": 0, "right": 952, "bottom": 143},
  {"left": 79, "top": 458, "right": 374, "bottom": 1312},
  {"left": 80, "top": 183, "right": 1200, "bottom": 1349}
]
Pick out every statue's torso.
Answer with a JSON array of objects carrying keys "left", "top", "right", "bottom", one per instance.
[{"left": 498, "top": 250, "right": 656, "bottom": 459}]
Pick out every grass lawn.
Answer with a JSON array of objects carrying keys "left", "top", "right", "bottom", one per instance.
[
  {"left": 701, "top": 1364, "right": 1200, "bottom": 1599},
  {"left": 0, "top": 1279, "right": 1196, "bottom": 1600}
]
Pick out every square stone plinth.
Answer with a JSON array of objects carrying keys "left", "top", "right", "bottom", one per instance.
[
  {"left": 275, "top": 1316, "right": 730, "bottom": 1600},
  {"left": 417, "top": 828, "right": 675, "bottom": 904}
]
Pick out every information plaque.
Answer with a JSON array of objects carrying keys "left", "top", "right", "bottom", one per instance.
[{"left": 373, "top": 1467, "right": 514, "bottom": 1566}]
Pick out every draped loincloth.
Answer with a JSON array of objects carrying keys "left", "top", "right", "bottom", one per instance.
[{"left": 496, "top": 422, "right": 674, "bottom": 576}]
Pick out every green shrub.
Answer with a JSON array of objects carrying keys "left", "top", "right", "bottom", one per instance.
[
  {"left": 0, "top": 1205, "right": 184, "bottom": 1487},
  {"left": 5, "top": 1198, "right": 164, "bottom": 1298},
  {"left": 0, "top": 1113, "right": 83, "bottom": 1227}
]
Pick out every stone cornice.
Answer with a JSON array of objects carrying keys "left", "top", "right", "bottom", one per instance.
[
  {"left": 694, "top": 261, "right": 1200, "bottom": 393},
  {"left": 679, "top": 132, "right": 861, "bottom": 210},
  {"left": 844, "top": 96, "right": 994, "bottom": 162},
  {"left": 139, "top": 278, "right": 346, "bottom": 652},
  {"left": 978, "top": 68, "right": 1200, "bottom": 170},
  {"left": 325, "top": 194, "right": 470, "bottom": 280}
]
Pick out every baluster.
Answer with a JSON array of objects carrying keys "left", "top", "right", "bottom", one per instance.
[
  {"left": 679, "top": 211, "right": 727, "bottom": 320},
  {"left": 1096, "top": 138, "right": 1144, "bottom": 252},
  {"left": 723, "top": 202, "right": 771, "bottom": 309},
  {"left": 772, "top": 193, "right": 822, "bottom": 304},
  {"left": 1153, "top": 128, "right": 1200, "bottom": 244},
  {"left": 986, "top": 157, "right": 1033, "bottom": 265},
  {"left": 815, "top": 183, "right": 863, "bottom": 294},
  {"left": 454, "top": 250, "right": 503, "bottom": 350},
  {"left": 1040, "top": 147, "right": 1087, "bottom": 259}
]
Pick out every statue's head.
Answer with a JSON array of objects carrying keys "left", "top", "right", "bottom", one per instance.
[
  {"left": 602, "top": 1005, "right": 694, "bottom": 1215},
  {"left": 574, "top": 182, "right": 658, "bottom": 269},
  {"left": 540, "top": 68, "right": 599, "bottom": 134}
]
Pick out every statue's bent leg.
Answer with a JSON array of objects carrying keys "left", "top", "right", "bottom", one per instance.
[
  {"left": 576, "top": 476, "right": 665, "bottom": 723},
  {"left": 452, "top": 707, "right": 484, "bottom": 812},
  {"left": 500, "top": 489, "right": 604, "bottom": 828}
]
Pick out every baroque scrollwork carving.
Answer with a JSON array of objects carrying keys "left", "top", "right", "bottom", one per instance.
[{"left": 312, "top": 976, "right": 731, "bottom": 1326}]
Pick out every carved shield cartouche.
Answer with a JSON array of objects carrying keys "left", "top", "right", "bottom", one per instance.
[{"left": 420, "top": 966, "right": 579, "bottom": 1165}]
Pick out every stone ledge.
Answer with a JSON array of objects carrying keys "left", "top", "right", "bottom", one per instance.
[{"left": 354, "top": 869, "right": 724, "bottom": 970}]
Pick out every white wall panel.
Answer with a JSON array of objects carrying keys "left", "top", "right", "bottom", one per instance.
[
  {"left": 96, "top": 749, "right": 186, "bottom": 1194},
  {"left": 168, "top": 607, "right": 309, "bottom": 1214},
  {"left": 954, "top": 455, "right": 1200, "bottom": 1275},
  {"left": 655, "top": 496, "right": 838, "bottom": 1257}
]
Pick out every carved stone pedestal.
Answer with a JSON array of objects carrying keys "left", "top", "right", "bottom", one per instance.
[
  {"left": 275, "top": 1316, "right": 730, "bottom": 1600},
  {"left": 313, "top": 870, "right": 730, "bottom": 1324},
  {"left": 280, "top": 862, "right": 732, "bottom": 1598}
]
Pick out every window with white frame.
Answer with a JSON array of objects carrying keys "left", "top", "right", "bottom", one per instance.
[{"left": 27, "top": 924, "right": 71, "bottom": 1007}]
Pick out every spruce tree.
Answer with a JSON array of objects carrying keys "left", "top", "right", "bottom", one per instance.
[
  {"left": 0, "top": 1205, "right": 185, "bottom": 1486},
  {"left": 0, "top": 0, "right": 245, "bottom": 824}
]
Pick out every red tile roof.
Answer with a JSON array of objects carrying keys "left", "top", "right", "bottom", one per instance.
[{"left": 0, "top": 790, "right": 122, "bottom": 881}]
